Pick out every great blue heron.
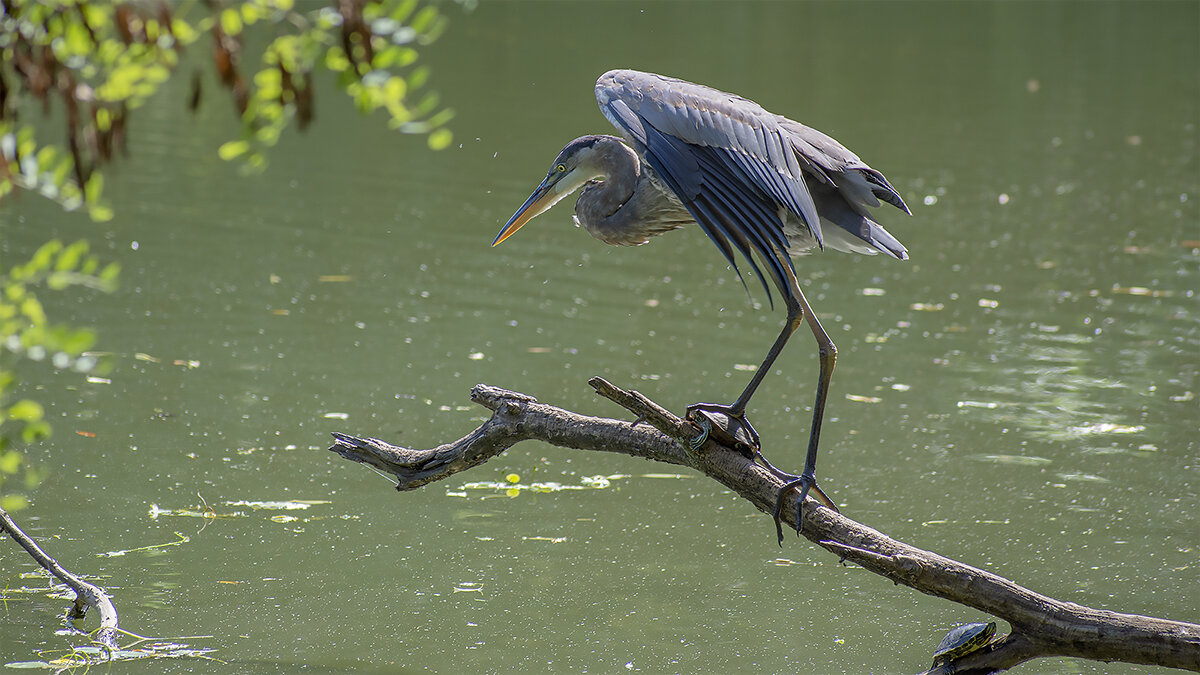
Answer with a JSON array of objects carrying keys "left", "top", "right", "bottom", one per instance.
[{"left": 492, "top": 70, "right": 910, "bottom": 540}]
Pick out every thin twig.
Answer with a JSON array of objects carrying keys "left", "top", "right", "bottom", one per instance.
[{"left": 0, "top": 506, "right": 118, "bottom": 647}]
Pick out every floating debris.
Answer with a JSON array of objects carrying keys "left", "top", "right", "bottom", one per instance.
[
  {"left": 6, "top": 639, "right": 218, "bottom": 668},
  {"left": 456, "top": 474, "right": 620, "bottom": 496},
  {"left": 99, "top": 532, "right": 189, "bottom": 557},
  {"left": 978, "top": 454, "right": 1052, "bottom": 466},
  {"left": 957, "top": 400, "right": 999, "bottom": 409},
  {"left": 910, "top": 302, "right": 944, "bottom": 311},
  {"left": 1068, "top": 423, "right": 1145, "bottom": 435},
  {"left": 148, "top": 504, "right": 233, "bottom": 520},
  {"left": 1057, "top": 472, "right": 1111, "bottom": 484},
  {"left": 226, "top": 500, "right": 331, "bottom": 510},
  {"left": 1111, "top": 286, "right": 1174, "bottom": 297}
]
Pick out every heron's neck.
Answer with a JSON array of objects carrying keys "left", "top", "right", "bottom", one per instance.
[{"left": 576, "top": 137, "right": 639, "bottom": 223}]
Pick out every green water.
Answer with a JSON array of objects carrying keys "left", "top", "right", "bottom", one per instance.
[{"left": 2, "top": 2, "right": 1197, "bottom": 673}]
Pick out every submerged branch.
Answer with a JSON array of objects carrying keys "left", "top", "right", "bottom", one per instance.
[
  {"left": 329, "top": 380, "right": 1200, "bottom": 673},
  {"left": 0, "top": 507, "right": 119, "bottom": 648}
]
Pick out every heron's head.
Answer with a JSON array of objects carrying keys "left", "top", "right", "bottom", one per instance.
[{"left": 491, "top": 136, "right": 609, "bottom": 246}]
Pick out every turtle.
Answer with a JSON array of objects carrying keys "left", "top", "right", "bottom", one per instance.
[{"left": 931, "top": 621, "right": 997, "bottom": 668}]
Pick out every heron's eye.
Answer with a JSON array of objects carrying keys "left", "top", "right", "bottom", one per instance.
[{"left": 556, "top": 164, "right": 566, "bottom": 173}]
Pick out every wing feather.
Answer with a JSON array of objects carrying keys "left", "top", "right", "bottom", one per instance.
[{"left": 596, "top": 69, "right": 910, "bottom": 302}]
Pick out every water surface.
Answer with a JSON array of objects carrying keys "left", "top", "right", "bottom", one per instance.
[{"left": 1, "top": 2, "right": 1196, "bottom": 673}]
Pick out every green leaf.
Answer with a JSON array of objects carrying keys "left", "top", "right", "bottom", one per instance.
[
  {"left": 218, "top": 140, "right": 250, "bottom": 161},
  {"left": 55, "top": 240, "right": 89, "bottom": 272},
  {"left": 87, "top": 203, "right": 115, "bottom": 222},
  {"left": 30, "top": 240, "right": 63, "bottom": 273},
  {"left": 240, "top": 3, "right": 262, "bottom": 26},
  {"left": 171, "top": 18, "right": 198, "bottom": 44},
  {"left": 253, "top": 67, "right": 282, "bottom": 96},
  {"left": 427, "top": 127, "right": 452, "bottom": 151},
  {"left": 0, "top": 494, "right": 29, "bottom": 512},
  {"left": 84, "top": 173, "right": 104, "bottom": 204},
  {"left": 325, "top": 48, "right": 351, "bottom": 73},
  {"left": 99, "top": 262, "right": 121, "bottom": 284},
  {"left": 391, "top": 0, "right": 419, "bottom": 22},
  {"left": 7, "top": 400, "right": 44, "bottom": 423},
  {"left": 411, "top": 6, "right": 439, "bottom": 33},
  {"left": 0, "top": 450, "right": 21, "bottom": 473},
  {"left": 220, "top": 7, "right": 243, "bottom": 36}
]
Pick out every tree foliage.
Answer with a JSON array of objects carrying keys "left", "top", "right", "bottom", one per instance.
[
  {"left": 0, "top": 0, "right": 457, "bottom": 509},
  {"left": 0, "top": 240, "right": 118, "bottom": 510},
  {"left": 0, "top": 0, "right": 456, "bottom": 218}
]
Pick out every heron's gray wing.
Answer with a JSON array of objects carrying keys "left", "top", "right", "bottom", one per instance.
[
  {"left": 777, "top": 118, "right": 911, "bottom": 215},
  {"left": 598, "top": 70, "right": 825, "bottom": 248},
  {"left": 602, "top": 97, "right": 793, "bottom": 306}
]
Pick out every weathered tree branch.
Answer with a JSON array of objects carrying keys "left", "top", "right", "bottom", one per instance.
[
  {"left": 329, "top": 380, "right": 1200, "bottom": 673},
  {"left": 0, "top": 506, "right": 119, "bottom": 648}
]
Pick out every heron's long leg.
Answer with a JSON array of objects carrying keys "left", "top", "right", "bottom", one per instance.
[
  {"left": 727, "top": 300, "right": 804, "bottom": 417},
  {"left": 687, "top": 260, "right": 840, "bottom": 544},
  {"left": 768, "top": 276, "right": 840, "bottom": 540},
  {"left": 685, "top": 305, "right": 801, "bottom": 450},
  {"left": 686, "top": 282, "right": 804, "bottom": 448}
]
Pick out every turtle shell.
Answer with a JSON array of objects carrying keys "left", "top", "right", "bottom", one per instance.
[{"left": 932, "top": 621, "right": 996, "bottom": 663}]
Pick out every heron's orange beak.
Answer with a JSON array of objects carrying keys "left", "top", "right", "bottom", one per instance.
[{"left": 491, "top": 178, "right": 561, "bottom": 247}]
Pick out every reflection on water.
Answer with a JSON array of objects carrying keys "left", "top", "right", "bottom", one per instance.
[{"left": 2, "top": 1, "right": 1197, "bottom": 673}]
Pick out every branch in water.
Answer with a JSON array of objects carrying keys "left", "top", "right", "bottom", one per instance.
[
  {"left": 329, "top": 380, "right": 1200, "bottom": 673},
  {"left": 0, "top": 507, "right": 119, "bottom": 648}
]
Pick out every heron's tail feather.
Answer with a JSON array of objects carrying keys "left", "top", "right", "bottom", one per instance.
[
  {"left": 857, "top": 167, "right": 911, "bottom": 215},
  {"left": 810, "top": 182, "right": 909, "bottom": 260}
]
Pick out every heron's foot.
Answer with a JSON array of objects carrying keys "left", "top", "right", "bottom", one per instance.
[
  {"left": 685, "top": 403, "right": 759, "bottom": 455},
  {"left": 770, "top": 472, "right": 839, "bottom": 546}
]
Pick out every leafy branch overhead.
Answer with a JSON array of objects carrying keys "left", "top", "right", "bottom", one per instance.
[
  {"left": 0, "top": 239, "right": 118, "bottom": 511},
  {"left": 0, "top": 0, "right": 456, "bottom": 219}
]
